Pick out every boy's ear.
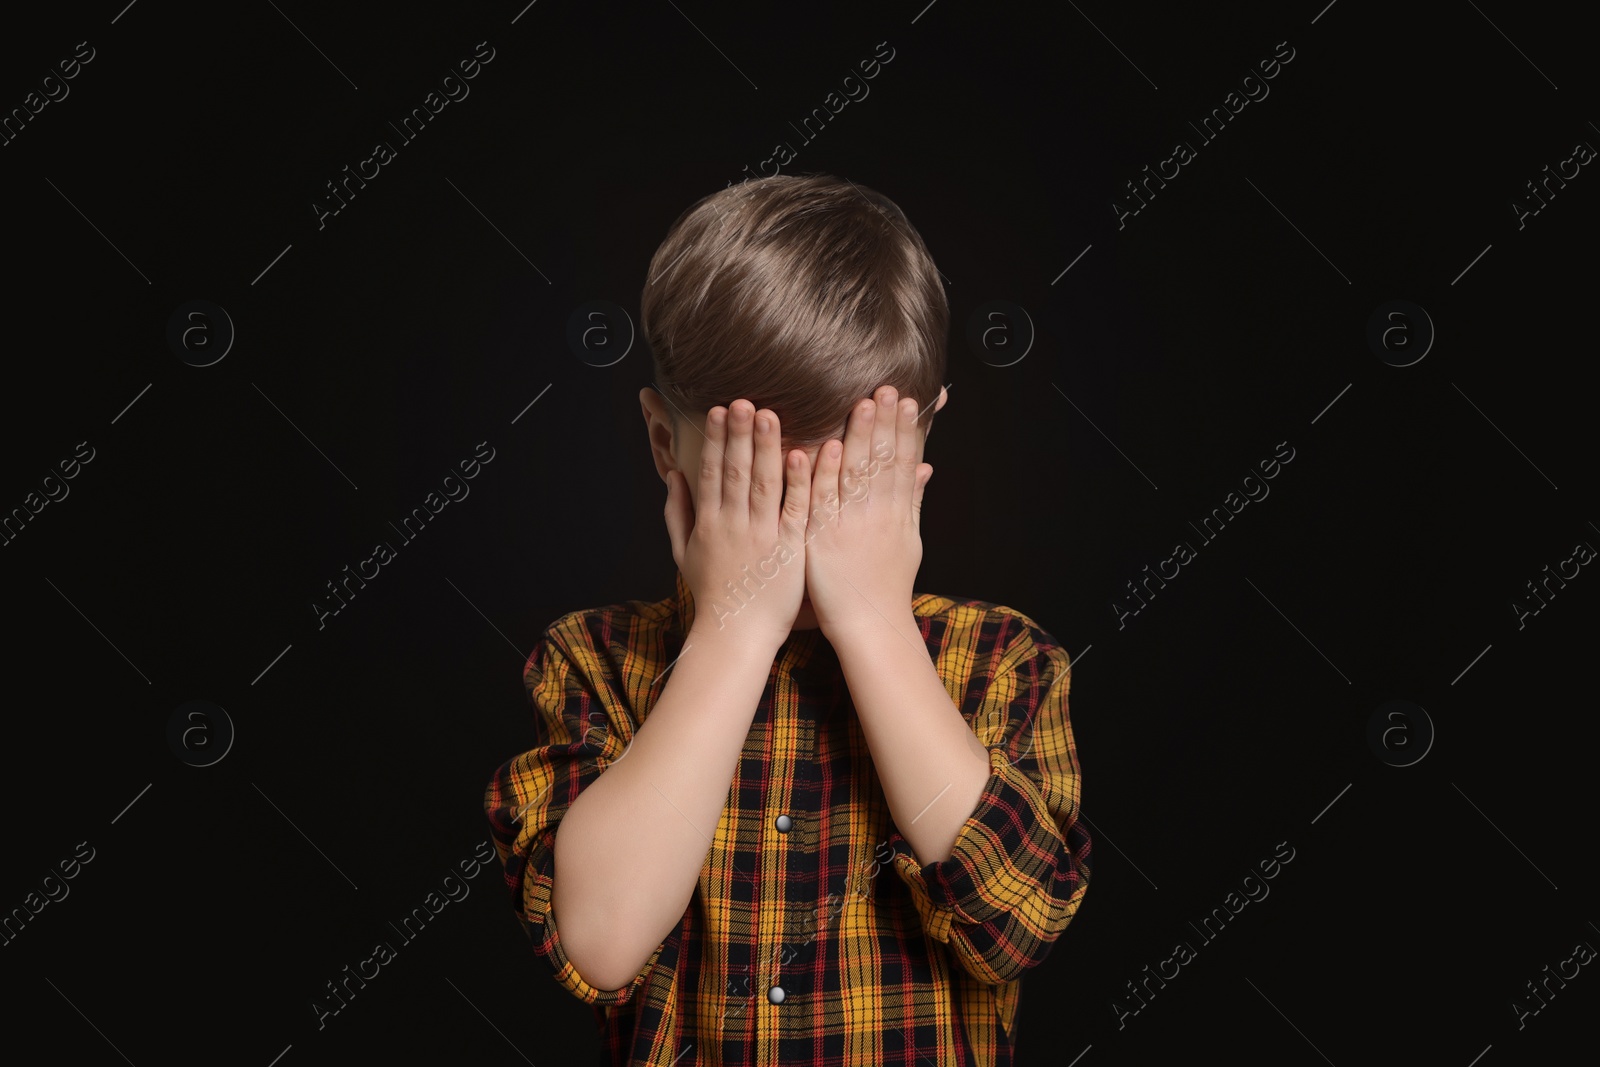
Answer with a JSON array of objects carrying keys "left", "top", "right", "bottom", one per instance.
[
  {"left": 639, "top": 387, "right": 680, "bottom": 486},
  {"left": 924, "top": 385, "right": 949, "bottom": 441}
]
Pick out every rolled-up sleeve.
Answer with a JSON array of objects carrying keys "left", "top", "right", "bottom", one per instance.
[
  {"left": 885, "top": 614, "right": 1091, "bottom": 985},
  {"left": 482, "top": 618, "right": 667, "bottom": 1007}
]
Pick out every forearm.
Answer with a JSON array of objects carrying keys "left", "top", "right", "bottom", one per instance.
[
  {"left": 552, "top": 622, "right": 777, "bottom": 991},
  {"left": 833, "top": 612, "right": 992, "bottom": 868}
]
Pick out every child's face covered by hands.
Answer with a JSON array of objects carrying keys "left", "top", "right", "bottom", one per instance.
[{"left": 645, "top": 386, "right": 946, "bottom": 638}]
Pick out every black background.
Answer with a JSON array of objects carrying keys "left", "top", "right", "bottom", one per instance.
[{"left": 1, "top": 1, "right": 1595, "bottom": 1064}]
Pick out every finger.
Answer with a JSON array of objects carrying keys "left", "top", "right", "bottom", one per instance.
[
  {"left": 892, "top": 395, "right": 920, "bottom": 504},
  {"left": 840, "top": 396, "right": 875, "bottom": 502},
  {"left": 724, "top": 399, "right": 755, "bottom": 520},
  {"left": 812, "top": 438, "right": 843, "bottom": 531},
  {"left": 870, "top": 386, "right": 899, "bottom": 493},
  {"left": 780, "top": 447, "right": 811, "bottom": 543},
  {"left": 700, "top": 405, "right": 727, "bottom": 513},
  {"left": 663, "top": 470, "right": 689, "bottom": 569},
  {"left": 749, "top": 408, "right": 782, "bottom": 526}
]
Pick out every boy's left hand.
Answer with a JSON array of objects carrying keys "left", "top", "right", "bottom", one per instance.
[{"left": 803, "top": 385, "right": 934, "bottom": 641}]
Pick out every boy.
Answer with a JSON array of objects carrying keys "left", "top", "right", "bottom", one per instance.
[{"left": 483, "top": 174, "right": 1090, "bottom": 1066}]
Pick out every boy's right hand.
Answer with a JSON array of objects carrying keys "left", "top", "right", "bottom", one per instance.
[{"left": 664, "top": 400, "right": 813, "bottom": 651}]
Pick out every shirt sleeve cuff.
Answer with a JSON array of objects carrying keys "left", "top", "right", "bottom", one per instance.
[
  {"left": 518, "top": 826, "right": 667, "bottom": 1007},
  {"left": 887, "top": 747, "right": 1063, "bottom": 943}
]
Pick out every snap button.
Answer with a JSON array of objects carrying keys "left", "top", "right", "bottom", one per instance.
[
  {"left": 768, "top": 985, "right": 786, "bottom": 1004},
  {"left": 774, "top": 814, "right": 792, "bottom": 833}
]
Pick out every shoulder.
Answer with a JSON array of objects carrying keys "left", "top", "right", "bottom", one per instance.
[
  {"left": 911, "top": 591, "right": 1069, "bottom": 666},
  {"left": 526, "top": 592, "right": 679, "bottom": 687}
]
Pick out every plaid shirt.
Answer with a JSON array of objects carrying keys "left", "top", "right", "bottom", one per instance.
[{"left": 483, "top": 570, "right": 1091, "bottom": 1066}]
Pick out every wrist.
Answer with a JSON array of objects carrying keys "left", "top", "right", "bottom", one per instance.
[
  {"left": 687, "top": 614, "right": 786, "bottom": 661},
  {"left": 823, "top": 606, "right": 922, "bottom": 654}
]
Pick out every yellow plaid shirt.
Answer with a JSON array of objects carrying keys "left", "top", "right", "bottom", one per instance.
[{"left": 483, "top": 570, "right": 1091, "bottom": 1065}]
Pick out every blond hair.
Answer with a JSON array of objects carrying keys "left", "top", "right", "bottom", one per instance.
[{"left": 641, "top": 173, "right": 947, "bottom": 448}]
